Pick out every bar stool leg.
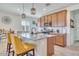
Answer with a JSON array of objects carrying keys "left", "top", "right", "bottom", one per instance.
[
  {"left": 33, "top": 49, "right": 35, "bottom": 56},
  {"left": 12, "top": 51, "right": 15, "bottom": 56},
  {"left": 8, "top": 44, "right": 10, "bottom": 56},
  {"left": 7, "top": 44, "right": 8, "bottom": 52},
  {"left": 8, "top": 44, "right": 11, "bottom": 56},
  {"left": 26, "top": 53, "right": 28, "bottom": 56}
]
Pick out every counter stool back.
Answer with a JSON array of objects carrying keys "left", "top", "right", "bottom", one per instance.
[
  {"left": 6, "top": 32, "right": 14, "bottom": 56},
  {"left": 11, "top": 34, "right": 36, "bottom": 56}
]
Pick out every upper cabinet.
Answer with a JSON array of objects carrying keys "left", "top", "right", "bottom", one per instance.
[
  {"left": 47, "top": 14, "right": 52, "bottom": 26},
  {"left": 37, "top": 10, "right": 67, "bottom": 27},
  {"left": 51, "top": 13, "right": 57, "bottom": 27},
  {"left": 44, "top": 15, "right": 48, "bottom": 24},
  {"left": 57, "top": 10, "right": 67, "bottom": 27}
]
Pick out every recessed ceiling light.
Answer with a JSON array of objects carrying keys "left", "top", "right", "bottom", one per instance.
[{"left": 43, "top": 8, "right": 47, "bottom": 11}]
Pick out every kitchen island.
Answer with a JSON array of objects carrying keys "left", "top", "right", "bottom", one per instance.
[{"left": 18, "top": 33, "right": 56, "bottom": 56}]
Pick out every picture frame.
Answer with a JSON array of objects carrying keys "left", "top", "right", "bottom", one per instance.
[{"left": 70, "top": 19, "right": 74, "bottom": 28}]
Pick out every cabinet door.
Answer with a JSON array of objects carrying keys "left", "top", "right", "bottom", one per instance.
[
  {"left": 40, "top": 16, "right": 45, "bottom": 27},
  {"left": 55, "top": 35, "right": 65, "bottom": 47},
  {"left": 44, "top": 15, "right": 48, "bottom": 24},
  {"left": 51, "top": 14, "right": 57, "bottom": 27},
  {"left": 47, "top": 15, "right": 52, "bottom": 26},
  {"left": 47, "top": 37, "right": 54, "bottom": 56},
  {"left": 57, "top": 10, "right": 67, "bottom": 27}
]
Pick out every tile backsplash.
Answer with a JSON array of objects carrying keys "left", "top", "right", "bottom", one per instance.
[{"left": 36, "top": 27, "right": 67, "bottom": 33}]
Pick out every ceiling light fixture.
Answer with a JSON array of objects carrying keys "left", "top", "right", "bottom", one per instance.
[
  {"left": 45, "top": 3, "right": 51, "bottom": 6},
  {"left": 21, "top": 3, "right": 26, "bottom": 19},
  {"left": 31, "top": 3, "right": 36, "bottom": 15}
]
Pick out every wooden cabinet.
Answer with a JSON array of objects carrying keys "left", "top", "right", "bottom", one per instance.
[
  {"left": 40, "top": 16, "right": 45, "bottom": 27},
  {"left": 44, "top": 15, "right": 48, "bottom": 24},
  {"left": 55, "top": 34, "right": 66, "bottom": 47},
  {"left": 37, "top": 10, "right": 67, "bottom": 27},
  {"left": 47, "top": 15, "right": 52, "bottom": 26},
  {"left": 51, "top": 13, "right": 57, "bottom": 27},
  {"left": 47, "top": 37, "right": 55, "bottom": 56},
  {"left": 57, "top": 10, "right": 67, "bottom": 27}
]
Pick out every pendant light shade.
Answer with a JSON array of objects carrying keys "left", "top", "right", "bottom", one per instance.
[
  {"left": 22, "top": 13, "right": 26, "bottom": 19},
  {"left": 31, "top": 3, "right": 36, "bottom": 15},
  {"left": 21, "top": 3, "right": 26, "bottom": 19}
]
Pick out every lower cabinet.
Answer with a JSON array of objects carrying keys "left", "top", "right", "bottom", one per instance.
[
  {"left": 47, "top": 37, "right": 55, "bottom": 56},
  {"left": 46, "top": 34, "right": 66, "bottom": 56},
  {"left": 55, "top": 34, "right": 66, "bottom": 47}
]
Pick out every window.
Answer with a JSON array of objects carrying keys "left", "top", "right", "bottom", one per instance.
[{"left": 21, "top": 21, "right": 30, "bottom": 32}]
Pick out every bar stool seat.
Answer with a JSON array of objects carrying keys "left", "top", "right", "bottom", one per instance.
[
  {"left": 11, "top": 34, "right": 36, "bottom": 56},
  {"left": 24, "top": 42, "right": 36, "bottom": 50},
  {"left": 16, "top": 43, "right": 36, "bottom": 56}
]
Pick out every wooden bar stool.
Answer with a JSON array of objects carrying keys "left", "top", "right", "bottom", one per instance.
[{"left": 11, "top": 34, "right": 36, "bottom": 56}]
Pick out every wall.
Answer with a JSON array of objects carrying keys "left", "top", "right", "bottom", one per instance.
[
  {"left": 74, "top": 13, "right": 79, "bottom": 41},
  {"left": 71, "top": 10, "right": 79, "bottom": 41},
  {"left": 0, "top": 11, "right": 23, "bottom": 32},
  {"left": 0, "top": 10, "right": 37, "bottom": 32},
  {"left": 70, "top": 12, "right": 76, "bottom": 45},
  {"left": 68, "top": 4, "right": 79, "bottom": 45}
]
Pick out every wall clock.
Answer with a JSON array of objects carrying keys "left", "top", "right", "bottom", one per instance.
[{"left": 1, "top": 16, "right": 11, "bottom": 24}]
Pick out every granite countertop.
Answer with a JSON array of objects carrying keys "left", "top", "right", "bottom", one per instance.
[{"left": 18, "top": 33, "right": 56, "bottom": 41}]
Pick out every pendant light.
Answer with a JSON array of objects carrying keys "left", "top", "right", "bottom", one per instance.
[
  {"left": 21, "top": 3, "right": 26, "bottom": 19},
  {"left": 31, "top": 3, "right": 36, "bottom": 15}
]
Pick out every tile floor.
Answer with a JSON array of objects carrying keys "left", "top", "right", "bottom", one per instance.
[
  {"left": 54, "top": 42, "right": 79, "bottom": 56},
  {"left": 0, "top": 34, "right": 79, "bottom": 56}
]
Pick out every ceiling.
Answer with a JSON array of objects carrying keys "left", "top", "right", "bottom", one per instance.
[{"left": 0, "top": 3, "right": 77, "bottom": 18}]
